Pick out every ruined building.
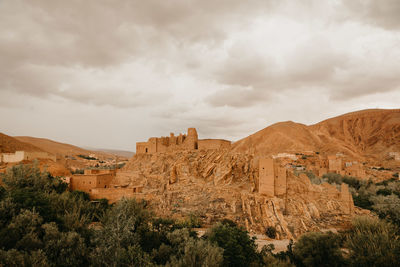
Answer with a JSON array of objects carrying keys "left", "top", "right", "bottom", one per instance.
[
  {"left": 258, "top": 158, "right": 354, "bottom": 214},
  {"left": 258, "top": 158, "right": 287, "bottom": 197},
  {"left": 69, "top": 169, "right": 143, "bottom": 203},
  {"left": 0, "top": 151, "right": 56, "bottom": 163},
  {"left": 136, "top": 128, "right": 231, "bottom": 154}
]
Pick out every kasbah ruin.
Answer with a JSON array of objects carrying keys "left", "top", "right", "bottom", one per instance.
[{"left": 64, "top": 127, "right": 367, "bottom": 239}]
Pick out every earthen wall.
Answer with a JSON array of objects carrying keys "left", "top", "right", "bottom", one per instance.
[
  {"left": 259, "top": 158, "right": 275, "bottom": 197},
  {"left": 0, "top": 151, "right": 56, "bottom": 163},
  {"left": 275, "top": 166, "right": 287, "bottom": 196},
  {"left": 136, "top": 128, "right": 201, "bottom": 154},
  {"left": 70, "top": 173, "right": 114, "bottom": 192},
  {"left": 340, "top": 183, "right": 354, "bottom": 214},
  {"left": 328, "top": 156, "right": 342, "bottom": 173},
  {"left": 198, "top": 139, "right": 231, "bottom": 150}
]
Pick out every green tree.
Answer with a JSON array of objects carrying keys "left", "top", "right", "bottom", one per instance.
[
  {"left": 90, "top": 198, "right": 152, "bottom": 266},
  {"left": 166, "top": 228, "right": 223, "bottom": 267},
  {"left": 292, "top": 231, "right": 345, "bottom": 267},
  {"left": 205, "top": 222, "right": 260, "bottom": 267}
]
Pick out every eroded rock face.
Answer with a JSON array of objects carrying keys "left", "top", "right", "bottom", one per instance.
[{"left": 115, "top": 150, "right": 363, "bottom": 239}]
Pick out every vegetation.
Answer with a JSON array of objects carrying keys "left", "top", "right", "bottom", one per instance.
[
  {"left": 304, "top": 172, "right": 400, "bottom": 228},
  {"left": 77, "top": 154, "right": 98, "bottom": 160},
  {"left": 265, "top": 226, "right": 277, "bottom": 239},
  {"left": 0, "top": 164, "right": 288, "bottom": 266},
  {"left": 1, "top": 164, "right": 400, "bottom": 266}
]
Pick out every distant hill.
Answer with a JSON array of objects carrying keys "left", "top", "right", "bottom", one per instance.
[
  {"left": 233, "top": 109, "right": 400, "bottom": 159},
  {"left": 14, "top": 136, "right": 126, "bottom": 160},
  {"left": 15, "top": 136, "right": 93, "bottom": 157},
  {"left": 0, "top": 133, "right": 43, "bottom": 153}
]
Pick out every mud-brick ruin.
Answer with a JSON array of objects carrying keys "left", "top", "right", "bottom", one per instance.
[
  {"left": 259, "top": 158, "right": 354, "bottom": 215},
  {"left": 136, "top": 128, "right": 231, "bottom": 154},
  {"left": 67, "top": 127, "right": 361, "bottom": 238}
]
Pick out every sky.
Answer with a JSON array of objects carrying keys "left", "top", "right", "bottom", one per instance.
[{"left": 0, "top": 0, "right": 399, "bottom": 151}]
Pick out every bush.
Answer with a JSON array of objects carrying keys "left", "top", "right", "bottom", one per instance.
[
  {"left": 205, "top": 222, "right": 260, "bottom": 267},
  {"left": 353, "top": 193, "right": 374, "bottom": 209},
  {"left": 293, "top": 231, "right": 345, "bottom": 267},
  {"left": 342, "top": 176, "right": 363, "bottom": 190},
  {"left": 345, "top": 216, "right": 400, "bottom": 267},
  {"left": 266, "top": 226, "right": 277, "bottom": 239},
  {"left": 322, "top": 173, "right": 342, "bottom": 185},
  {"left": 376, "top": 188, "right": 392, "bottom": 196}
]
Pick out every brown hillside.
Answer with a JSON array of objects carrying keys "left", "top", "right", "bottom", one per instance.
[
  {"left": 233, "top": 109, "right": 400, "bottom": 159},
  {"left": 310, "top": 109, "right": 400, "bottom": 158},
  {"left": 232, "top": 121, "right": 322, "bottom": 155},
  {"left": 14, "top": 136, "right": 123, "bottom": 160},
  {"left": 0, "top": 133, "right": 43, "bottom": 153},
  {"left": 15, "top": 136, "right": 95, "bottom": 157}
]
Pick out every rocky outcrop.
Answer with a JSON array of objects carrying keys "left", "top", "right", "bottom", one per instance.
[{"left": 117, "top": 150, "right": 362, "bottom": 239}]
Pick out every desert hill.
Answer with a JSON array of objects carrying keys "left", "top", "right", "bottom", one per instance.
[
  {"left": 233, "top": 109, "right": 400, "bottom": 159},
  {"left": 0, "top": 133, "right": 43, "bottom": 153},
  {"left": 15, "top": 136, "right": 92, "bottom": 157},
  {"left": 15, "top": 136, "right": 126, "bottom": 160}
]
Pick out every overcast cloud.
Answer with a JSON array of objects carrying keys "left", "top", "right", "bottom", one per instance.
[{"left": 0, "top": 0, "right": 399, "bottom": 151}]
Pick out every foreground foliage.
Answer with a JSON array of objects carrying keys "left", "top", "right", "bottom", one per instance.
[
  {"left": 0, "top": 164, "right": 286, "bottom": 266},
  {"left": 1, "top": 164, "right": 399, "bottom": 266}
]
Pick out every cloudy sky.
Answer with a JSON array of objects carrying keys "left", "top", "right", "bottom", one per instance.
[{"left": 0, "top": 0, "right": 399, "bottom": 151}]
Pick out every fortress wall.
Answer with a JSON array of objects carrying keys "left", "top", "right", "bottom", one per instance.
[
  {"left": 259, "top": 158, "right": 275, "bottom": 197},
  {"left": 340, "top": 183, "right": 354, "bottom": 214},
  {"left": 24, "top": 151, "right": 56, "bottom": 161},
  {"left": 148, "top": 138, "right": 157, "bottom": 153},
  {"left": 136, "top": 128, "right": 199, "bottom": 154},
  {"left": 2, "top": 151, "right": 25, "bottom": 162},
  {"left": 84, "top": 169, "right": 116, "bottom": 175},
  {"left": 275, "top": 166, "right": 287, "bottom": 196},
  {"left": 136, "top": 142, "right": 149, "bottom": 154},
  {"left": 183, "top": 128, "right": 198, "bottom": 149},
  {"left": 70, "top": 173, "right": 114, "bottom": 192},
  {"left": 70, "top": 175, "right": 98, "bottom": 192},
  {"left": 328, "top": 157, "right": 342, "bottom": 173},
  {"left": 1, "top": 151, "right": 56, "bottom": 163},
  {"left": 198, "top": 139, "right": 231, "bottom": 150}
]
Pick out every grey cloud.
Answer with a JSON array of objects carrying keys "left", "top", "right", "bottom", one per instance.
[
  {"left": 206, "top": 86, "right": 271, "bottom": 108},
  {"left": 0, "top": 0, "right": 271, "bottom": 107},
  {"left": 343, "top": 0, "right": 400, "bottom": 30},
  {"left": 206, "top": 33, "right": 400, "bottom": 107},
  {"left": 206, "top": 38, "right": 349, "bottom": 107}
]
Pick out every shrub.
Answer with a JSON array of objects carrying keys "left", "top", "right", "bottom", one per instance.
[
  {"left": 266, "top": 226, "right": 277, "bottom": 239},
  {"left": 322, "top": 173, "right": 342, "bottom": 185},
  {"left": 376, "top": 188, "right": 392, "bottom": 196},
  {"left": 205, "top": 222, "right": 260, "bottom": 267},
  {"left": 345, "top": 216, "right": 400, "bottom": 267},
  {"left": 293, "top": 231, "right": 345, "bottom": 267},
  {"left": 342, "top": 176, "right": 363, "bottom": 190}
]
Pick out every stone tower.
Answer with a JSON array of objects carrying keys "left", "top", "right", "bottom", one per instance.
[
  {"left": 185, "top": 128, "right": 198, "bottom": 149},
  {"left": 259, "top": 158, "right": 275, "bottom": 197}
]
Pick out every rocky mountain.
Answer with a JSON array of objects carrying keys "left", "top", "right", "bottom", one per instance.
[{"left": 233, "top": 109, "right": 400, "bottom": 160}]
